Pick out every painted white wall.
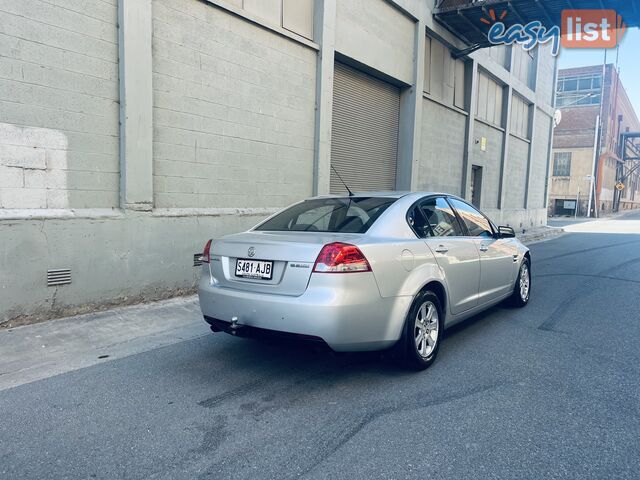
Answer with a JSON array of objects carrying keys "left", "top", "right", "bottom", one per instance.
[{"left": 0, "top": 123, "right": 68, "bottom": 209}]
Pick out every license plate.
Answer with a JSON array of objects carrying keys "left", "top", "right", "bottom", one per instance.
[{"left": 235, "top": 259, "right": 273, "bottom": 280}]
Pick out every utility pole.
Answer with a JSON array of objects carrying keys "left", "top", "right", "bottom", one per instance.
[
  {"left": 591, "top": 52, "right": 607, "bottom": 218},
  {"left": 587, "top": 116, "right": 600, "bottom": 218}
]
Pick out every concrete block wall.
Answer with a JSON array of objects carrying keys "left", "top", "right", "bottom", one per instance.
[
  {"left": 0, "top": 0, "right": 120, "bottom": 209},
  {"left": 0, "top": 211, "right": 265, "bottom": 323},
  {"left": 529, "top": 111, "right": 552, "bottom": 209},
  {"left": 418, "top": 99, "right": 466, "bottom": 195},
  {"left": 151, "top": 0, "right": 316, "bottom": 209},
  {"left": 472, "top": 122, "right": 503, "bottom": 210},
  {"left": 0, "top": 0, "right": 319, "bottom": 323},
  {"left": 504, "top": 136, "right": 529, "bottom": 209}
]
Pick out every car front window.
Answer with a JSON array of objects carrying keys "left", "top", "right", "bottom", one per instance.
[{"left": 447, "top": 198, "right": 494, "bottom": 237}]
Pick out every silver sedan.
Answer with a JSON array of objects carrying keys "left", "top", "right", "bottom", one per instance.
[{"left": 198, "top": 192, "right": 531, "bottom": 369}]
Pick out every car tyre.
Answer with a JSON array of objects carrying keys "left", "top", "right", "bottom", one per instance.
[
  {"left": 509, "top": 258, "right": 531, "bottom": 307},
  {"left": 398, "top": 290, "right": 443, "bottom": 371}
]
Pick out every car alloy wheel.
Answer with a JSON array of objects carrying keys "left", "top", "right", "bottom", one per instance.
[
  {"left": 399, "top": 290, "right": 443, "bottom": 370},
  {"left": 519, "top": 263, "right": 530, "bottom": 302},
  {"left": 414, "top": 301, "right": 439, "bottom": 358},
  {"left": 509, "top": 258, "right": 531, "bottom": 308}
]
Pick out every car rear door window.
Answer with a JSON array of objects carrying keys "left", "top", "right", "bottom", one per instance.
[
  {"left": 420, "top": 197, "right": 464, "bottom": 237},
  {"left": 446, "top": 198, "right": 494, "bottom": 238},
  {"left": 407, "top": 205, "right": 431, "bottom": 238}
]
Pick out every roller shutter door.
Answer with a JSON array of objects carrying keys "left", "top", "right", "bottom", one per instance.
[{"left": 330, "top": 62, "right": 400, "bottom": 194}]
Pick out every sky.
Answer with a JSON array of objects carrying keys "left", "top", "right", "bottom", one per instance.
[{"left": 557, "top": 28, "right": 640, "bottom": 114}]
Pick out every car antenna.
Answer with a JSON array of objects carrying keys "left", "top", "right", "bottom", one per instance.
[{"left": 330, "top": 164, "right": 354, "bottom": 197}]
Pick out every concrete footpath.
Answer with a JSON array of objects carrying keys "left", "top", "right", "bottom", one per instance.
[
  {"left": 0, "top": 296, "right": 208, "bottom": 391},
  {"left": 0, "top": 226, "right": 564, "bottom": 392},
  {"left": 516, "top": 225, "right": 564, "bottom": 244}
]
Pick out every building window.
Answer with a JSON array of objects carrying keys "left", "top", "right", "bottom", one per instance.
[
  {"left": 510, "top": 94, "right": 531, "bottom": 139},
  {"left": 553, "top": 152, "right": 572, "bottom": 177},
  {"left": 556, "top": 73, "right": 602, "bottom": 107},
  {"left": 239, "top": 0, "right": 314, "bottom": 40},
  {"left": 424, "top": 35, "right": 466, "bottom": 110},
  {"left": 475, "top": 71, "right": 503, "bottom": 127}
]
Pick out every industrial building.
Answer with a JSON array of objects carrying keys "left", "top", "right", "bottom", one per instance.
[
  {"left": 0, "top": 0, "right": 558, "bottom": 322},
  {"left": 550, "top": 64, "right": 640, "bottom": 217}
]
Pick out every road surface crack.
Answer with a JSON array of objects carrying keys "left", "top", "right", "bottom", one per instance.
[
  {"left": 538, "top": 256, "right": 640, "bottom": 332},
  {"left": 298, "top": 382, "right": 507, "bottom": 478}
]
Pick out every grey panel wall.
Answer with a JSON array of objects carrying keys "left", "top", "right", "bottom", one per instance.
[
  {"left": 488, "top": 45, "right": 509, "bottom": 69},
  {"left": 535, "top": 43, "right": 556, "bottom": 107},
  {"left": 151, "top": 0, "right": 316, "bottom": 209},
  {"left": 0, "top": 0, "right": 120, "bottom": 209},
  {"left": 472, "top": 122, "right": 503, "bottom": 209},
  {"left": 335, "top": 0, "right": 414, "bottom": 84},
  {"left": 418, "top": 99, "right": 466, "bottom": 195},
  {"left": 236, "top": 0, "right": 314, "bottom": 39},
  {"left": 512, "top": 45, "right": 535, "bottom": 89},
  {"left": 504, "top": 136, "right": 529, "bottom": 209},
  {"left": 282, "top": 0, "right": 314, "bottom": 39}
]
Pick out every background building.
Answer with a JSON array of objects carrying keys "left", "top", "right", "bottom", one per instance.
[
  {"left": 0, "top": 0, "right": 557, "bottom": 322},
  {"left": 550, "top": 64, "right": 640, "bottom": 216}
]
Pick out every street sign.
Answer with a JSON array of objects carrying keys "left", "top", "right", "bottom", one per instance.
[{"left": 616, "top": 182, "right": 625, "bottom": 191}]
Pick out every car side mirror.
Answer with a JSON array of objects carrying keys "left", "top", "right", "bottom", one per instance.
[{"left": 498, "top": 226, "right": 516, "bottom": 239}]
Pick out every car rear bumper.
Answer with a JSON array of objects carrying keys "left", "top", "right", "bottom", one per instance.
[{"left": 197, "top": 271, "right": 412, "bottom": 352}]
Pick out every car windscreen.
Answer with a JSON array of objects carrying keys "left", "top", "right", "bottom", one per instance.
[{"left": 254, "top": 197, "right": 397, "bottom": 234}]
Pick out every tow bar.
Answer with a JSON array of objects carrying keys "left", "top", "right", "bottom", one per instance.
[
  {"left": 229, "top": 316, "right": 242, "bottom": 335},
  {"left": 207, "top": 316, "right": 245, "bottom": 334}
]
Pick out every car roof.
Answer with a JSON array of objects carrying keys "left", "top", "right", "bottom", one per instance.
[{"left": 310, "top": 191, "right": 451, "bottom": 200}]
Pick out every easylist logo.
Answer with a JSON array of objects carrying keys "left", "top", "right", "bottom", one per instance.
[
  {"left": 485, "top": 8, "right": 627, "bottom": 56},
  {"left": 562, "top": 10, "right": 626, "bottom": 49}
]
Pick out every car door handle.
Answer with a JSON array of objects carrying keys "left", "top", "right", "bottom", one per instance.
[
  {"left": 434, "top": 245, "right": 448, "bottom": 254},
  {"left": 479, "top": 244, "right": 489, "bottom": 252}
]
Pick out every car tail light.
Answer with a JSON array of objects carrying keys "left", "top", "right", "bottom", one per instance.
[
  {"left": 313, "top": 242, "right": 371, "bottom": 273},
  {"left": 202, "top": 239, "right": 212, "bottom": 263}
]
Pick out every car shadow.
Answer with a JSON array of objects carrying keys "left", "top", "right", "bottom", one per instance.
[
  {"left": 177, "top": 330, "right": 416, "bottom": 387},
  {"left": 443, "top": 304, "right": 507, "bottom": 339}
]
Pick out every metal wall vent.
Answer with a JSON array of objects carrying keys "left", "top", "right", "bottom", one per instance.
[
  {"left": 47, "top": 268, "right": 71, "bottom": 286},
  {"left": 193, "top": 253, "right": 203, "bottom": 267}
]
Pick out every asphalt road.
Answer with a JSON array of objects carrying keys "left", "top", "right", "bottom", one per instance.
[{"left": 2, "top": 211, "right": 640, "bottom": 479}]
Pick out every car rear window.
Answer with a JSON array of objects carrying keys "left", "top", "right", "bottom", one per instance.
[{"left": 255, "top": 197, "right": 397, "bottom": 234}]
